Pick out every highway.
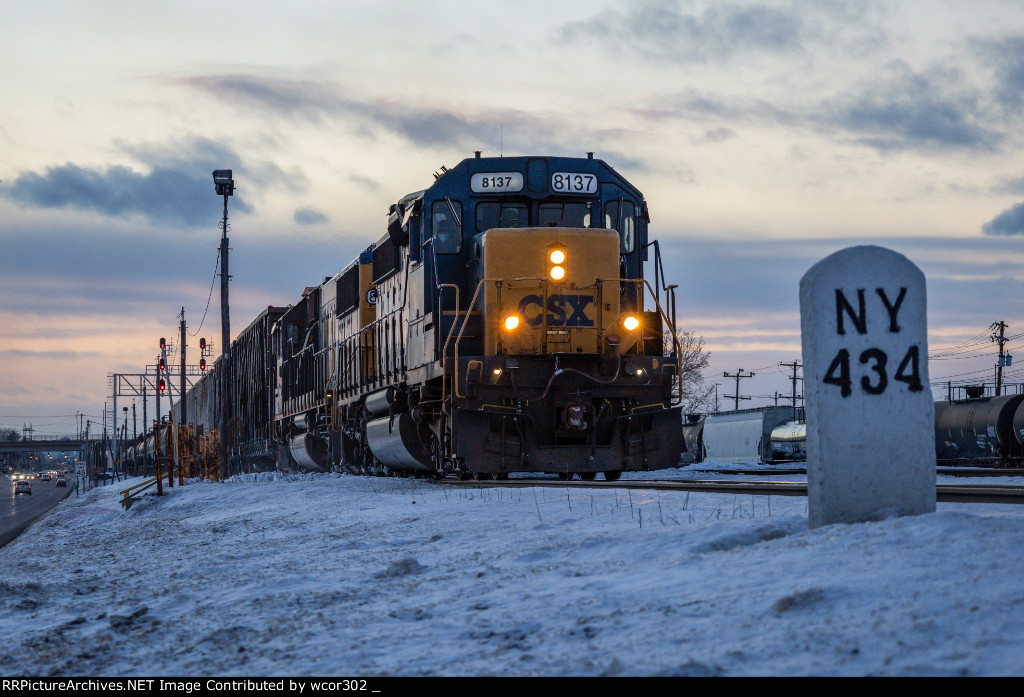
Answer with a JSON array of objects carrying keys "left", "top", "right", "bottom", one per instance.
[{"left": 0, "top": 475, "right": 75, "bottom": 549}]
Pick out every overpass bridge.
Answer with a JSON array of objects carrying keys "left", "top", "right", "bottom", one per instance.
[{"left": 0, "top": 439, "right": 89, "bottom": 454}]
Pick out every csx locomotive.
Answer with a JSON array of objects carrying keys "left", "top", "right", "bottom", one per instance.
[{"left": 183, "top": 153, "right": 684, "bottom": 480}]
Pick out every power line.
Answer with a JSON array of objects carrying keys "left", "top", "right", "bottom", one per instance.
[{"left": 188, "top": 248, "right": 221, "bottom": 337}]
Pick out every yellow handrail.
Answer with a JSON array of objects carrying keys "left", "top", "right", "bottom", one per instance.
[{"left": 119, "top": 477, "right": 160, "bottom": 508}]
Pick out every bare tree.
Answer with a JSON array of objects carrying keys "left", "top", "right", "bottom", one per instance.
[
  {"left": 665, "top": 328, "right": 714, "bottom": 415},
  {"left": 0, "top": 428, "right": 21, "bottom": 442}
]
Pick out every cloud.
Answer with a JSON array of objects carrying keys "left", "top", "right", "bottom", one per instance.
[
  {"left": 173, "top": 75, "right": 649, "bottom": 166},
  {"left": 559, "top": 0, "right": 804, "bottom": 64},
  {"left": 975, "top": 35, "right": 1024, "bottom": 109},
  {"left": 825, "top": 63, "right": 1001, "bottom": 152},
  {"left": 692, "top": 127, "right": 737, "bottom": 145},
  {"left": 293, "top": 206, "right": 328, "bottom": 225},
  {"left": 1, "top": 137, "right": 256, "bottom": 226},
  {"left": 982, "top": 201, "right": 1024, "bottom": 235},
  {"left": 992, "top": 176, "right": 1024, "bottom": 195},
  {"left": 175, "top": 75, "right": 517, "bottom": 149},
  {"left": 634, "top": 61, "right": 1004, "bottom": 154},
  {"left": 349, "top": 173, "right": 380, "bottom": 190},
  {"left": 0, "top": 349, "right": 104, "bottom": 360}
]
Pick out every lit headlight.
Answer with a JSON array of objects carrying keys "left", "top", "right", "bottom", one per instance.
[
  {"left": 504, "top": 315, "right": 520, "bottom": 331},
  {"left": 623, "top": 315, "right": 640, "bottom": 331},
  {"left": 549, "top": 266, "right": 565, "bottom": 281},
  {"left": 549, "top": 250, "right": 565, "bottom": 264}
]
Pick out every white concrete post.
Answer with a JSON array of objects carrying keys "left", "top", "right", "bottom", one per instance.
[{"left": 800, "top": 245, "right": 936, "bottom": 528}]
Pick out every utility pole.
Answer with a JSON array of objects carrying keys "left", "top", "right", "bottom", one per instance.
[
  {"left": 180, "top": 307, "right": 187, "bottom": 426},
  {"left": 141, "top": 384, "right": 147, "bottom": 472},
  {"left": 723, "top": 369, "right": 755, "bottom": 411},
  {"left": 779, "top": 360, "right": 803, "bottom": 420},
  {"left": 991, "top": 321, "right": 1010, "bottom": 396},
  {"left": 213, "top": 169, "right": 235, "bottom": 481},
  {"left": 155, "top": 351, "right": 162, "bottom": 462},
  {"left": 131, "top": 401, "right": 137, "bottom": 475}
]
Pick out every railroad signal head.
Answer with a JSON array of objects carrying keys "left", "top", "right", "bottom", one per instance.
[
  {"left": 199, "top": 337, "right": 206, "bottom": 350},
  {"left": 158, "top": 379, "right": 166, "bottom": 392},
  {"left": 159, "top": 337, "right": 166, "bottom": 349},
  {"left": 200, "top": 358, "right": 207, "bottom": 371},
  {"left": 158, "top": 358, "right": 166, "bottom": 371}
]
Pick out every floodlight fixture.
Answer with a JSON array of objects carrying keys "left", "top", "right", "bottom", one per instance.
[{"left": 213, "top": 169, "right": 234, "bottom": 196}]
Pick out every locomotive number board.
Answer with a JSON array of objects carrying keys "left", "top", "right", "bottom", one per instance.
[
  {"left": 470, "top": 172, "right": 524, "bottom": 193},
  {"left": 551, "top": 172, "right": 597, "bottom": 194}
]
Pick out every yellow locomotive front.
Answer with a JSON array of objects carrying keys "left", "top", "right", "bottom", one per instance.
[{"left": 448, "top": 225, "right": 682, "bottom": 479}]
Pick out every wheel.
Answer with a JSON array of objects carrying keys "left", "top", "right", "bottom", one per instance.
[
  {"left": 579, "top": 472, "right": 596, "bottom": 481},
  {"left": 603, "top": 471, "right": 622, "bottom": 481}
]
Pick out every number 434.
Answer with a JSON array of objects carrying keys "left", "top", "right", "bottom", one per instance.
[{"left": 824, "top": 345, "right": 923, "bottom": 397}]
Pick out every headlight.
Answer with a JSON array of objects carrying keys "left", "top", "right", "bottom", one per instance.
[
  {"left": 549, "top": 250, "right": 565, "bottom": 264},
  {"left": 549, "top": 266, "right": 565, "bottom": 281},
  {"left": 504, "top": 315, "right": 520, "bottom": 331},
  {"left": 623, "top": 315, "right": 640, "bottom": 331}
]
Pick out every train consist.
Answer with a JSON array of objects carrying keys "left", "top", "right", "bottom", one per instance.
[{"left": 180, "top": 154, "right": 684, "bottom": 480}]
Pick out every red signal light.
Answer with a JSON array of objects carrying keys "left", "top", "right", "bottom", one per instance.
[
  {"left": 158, "top": 379, "right": 166, "bottom": 392},
  {"left": 159, "top": 337, "right": 166, "bottom": 349},
  {"left": 199, "top": 338, "right": 206, "bottom": 350},
  {"left": 158, "top": 358, "right": 166, "bottom": 371},
  {"left": 200, "top": 358, "right": 206, "bottom": 371}
]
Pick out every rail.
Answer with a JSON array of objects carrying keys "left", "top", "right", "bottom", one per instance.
[{"left": 119, "top": 477, "right": 160, "bottom": 510}]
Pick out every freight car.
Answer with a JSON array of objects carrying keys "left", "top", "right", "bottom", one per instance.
[
  {"left": 686, "top": 407, "right": 805, "bottom": 465},
  {"left": 935, "top": 393, "right": 1024, "bottom": 467},
  {"left": 181, "top": 153, "right": 685, "bottom": 480}
]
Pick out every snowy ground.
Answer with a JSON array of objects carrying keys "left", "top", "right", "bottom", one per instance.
[{"left": 2, "top": 467, "right": 1024, "bottom": 676}]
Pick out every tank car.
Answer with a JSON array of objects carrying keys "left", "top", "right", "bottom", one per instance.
[
  {"left": 935, "top": 394, "right": 1024, "bottom": 467},
  {"left": 264, "top": 153, "right": 685, "bottom": 479}
]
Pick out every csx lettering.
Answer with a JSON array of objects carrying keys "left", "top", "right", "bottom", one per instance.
[
  {"left": 517, "top": 294, "right": 595, "bottom": 327},
  {"left": 835, "top": 287, "right": 908, "bottom": 335}
]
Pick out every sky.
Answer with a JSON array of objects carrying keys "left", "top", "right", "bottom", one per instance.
[
  {"left": 3, "top": 0, "right": 1024, "bottom": 435},
  {"left": 3, "top": 468, "right": 1024, "bottom": 676}
]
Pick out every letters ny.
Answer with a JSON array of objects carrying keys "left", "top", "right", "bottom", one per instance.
[{"left": 835, "top": 287, "right": 908, "bottom": 335}]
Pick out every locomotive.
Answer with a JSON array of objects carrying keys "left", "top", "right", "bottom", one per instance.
[{"left": 183, "top": 153, "right": 684, "bottom": 480}]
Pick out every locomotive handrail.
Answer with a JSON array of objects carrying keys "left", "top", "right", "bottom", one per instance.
[
  {"left": 597, "top": 277, "right": 683, "bottom": 406},
  {"left": 448, "top": 277, "right": 548, "bottom": 401}
]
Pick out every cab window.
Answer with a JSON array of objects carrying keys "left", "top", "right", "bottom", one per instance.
[
  {"left": 475, "top": 202, "right": 528, "bottom": 232},
  {"left": 432, "top": 200, "right": 462, "bottom": 254},
  {"left": 539, "top": 202, "right": 591, "bottom": 228},
  {"left": 604, "top": 199, "right": 636, "bottom": 253}
]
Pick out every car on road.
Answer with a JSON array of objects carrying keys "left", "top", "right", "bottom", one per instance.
[
  {"left": 14, "top": 480, "right": 31, "bottom": 495},
  {"left": 41, "top": 474, "right": 51, "bottom": 481},
  {"left": 55, "top": 477, "right": 67, "bottom": 487}
]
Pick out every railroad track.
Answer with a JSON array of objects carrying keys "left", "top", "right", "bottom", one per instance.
[
  {"left": 682, "top": 466, "right": 1024, "bottom": 478},
  {"left": 435, "top": 477, "right": 1024, "bottom": 504}
]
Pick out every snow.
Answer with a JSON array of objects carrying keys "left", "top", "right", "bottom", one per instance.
[{"left": 2, "top": 468, "right": 1024, "bottom": 676}]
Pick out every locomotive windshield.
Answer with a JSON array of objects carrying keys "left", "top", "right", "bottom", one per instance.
[
  {"left": 432, "top": 200, "right": 462, "bottom": 254},
  {"left": 539, "top": 202, "right": 591, "bottom": 228},
  {"left": 605, "top": 199, "right": 636, "bottom": 253},
  {"left": 475, "top": 201, "right": 529, "bottom": 232}
]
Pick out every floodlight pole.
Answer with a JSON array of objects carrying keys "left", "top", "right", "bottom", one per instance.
[{"left": 215, "top": 170, "right": 233, "bottom": 481}]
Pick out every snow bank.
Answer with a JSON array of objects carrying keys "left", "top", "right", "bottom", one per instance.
[{"left": 1, "top": 473, "right": 1022, "bottom": 676}]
